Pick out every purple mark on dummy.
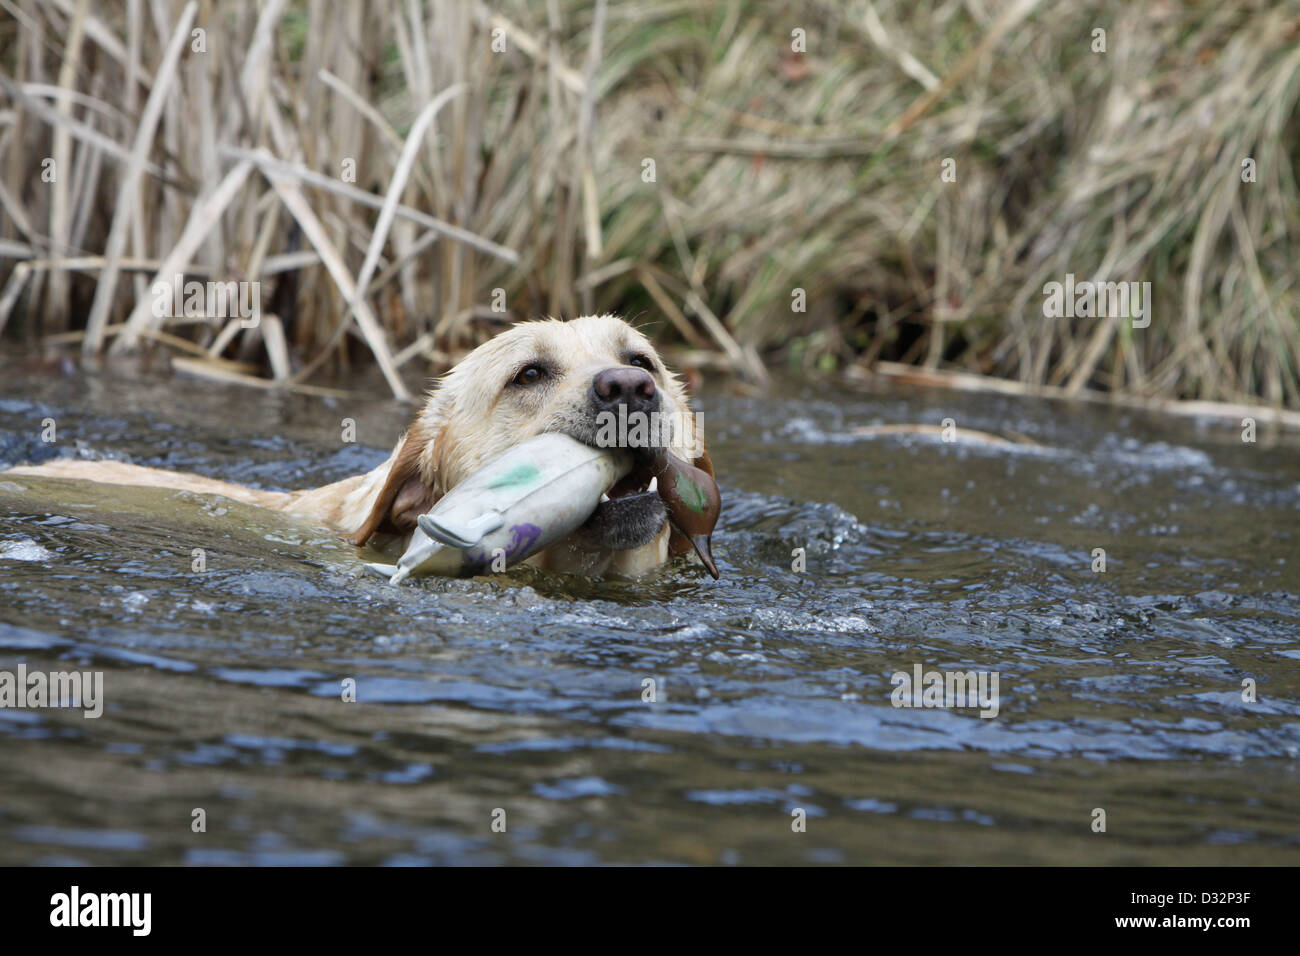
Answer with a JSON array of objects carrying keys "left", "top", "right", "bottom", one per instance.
[
  {"left": 505, "top": 523, "right": 542, "bottom": 560},
  {"left": 465, "top": 523, "right": 543, "bottom": 573}
]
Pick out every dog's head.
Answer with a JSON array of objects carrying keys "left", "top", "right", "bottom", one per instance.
[{"left": 349, "top": 315, "right": 712, "bottom": 559}]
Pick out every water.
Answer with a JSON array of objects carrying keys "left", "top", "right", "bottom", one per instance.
[{"left": 1, "top": 356, "right": 1297, "bottom": 865}]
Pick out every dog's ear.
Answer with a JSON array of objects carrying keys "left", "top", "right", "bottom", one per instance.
[
  {"left": 347, "top": 414, "right": 450, "bottom": 547},
  {"left": 693, "top": 446, "right": 715, "bottom": 479},
  {"left": 681, "top": 405, "right": 714, "bottom": 479}
]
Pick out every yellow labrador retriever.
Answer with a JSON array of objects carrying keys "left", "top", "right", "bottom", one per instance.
[{"left": 7, "top": 315, "right": 715, "bottom": 577}]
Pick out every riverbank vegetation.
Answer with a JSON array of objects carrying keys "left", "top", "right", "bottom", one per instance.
[{"left": 1, "top": 0, "right": 1297, "bottom": 409}]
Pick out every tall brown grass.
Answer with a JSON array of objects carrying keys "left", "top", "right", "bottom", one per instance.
[{"left": 1, "top": 0, "right": 1298, "bottom": 408}]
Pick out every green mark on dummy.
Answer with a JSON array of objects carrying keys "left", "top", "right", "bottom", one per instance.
[
  {"left": 675, "top": 471, "right": 708, "bottom": 513},
  {"left": 489, "top": 464, "right": 541, "bottom": 489}
]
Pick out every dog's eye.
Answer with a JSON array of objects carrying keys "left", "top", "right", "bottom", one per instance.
[
  {"left": 512, "top": 364, "right": 548, "bottom": 387},
  {"left": 627, "top": 354, "right": 655, "bottom": 372}
]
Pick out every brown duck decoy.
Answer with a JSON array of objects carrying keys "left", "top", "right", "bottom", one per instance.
[{"left": 652, "top": 450, "right": 721, "bottom": 578}]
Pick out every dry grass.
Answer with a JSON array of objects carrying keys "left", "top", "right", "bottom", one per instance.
[{"left": 1, "top": 0, "right": 1298, "bottom": 407}]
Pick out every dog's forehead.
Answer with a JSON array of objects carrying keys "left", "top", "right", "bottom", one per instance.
[{"left": 493, "top": 316, "right": 645, "bottom": 365}]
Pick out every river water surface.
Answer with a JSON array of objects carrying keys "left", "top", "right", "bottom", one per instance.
[{"left": 1, "top": 358, "right": 1297, "bottom": 864}]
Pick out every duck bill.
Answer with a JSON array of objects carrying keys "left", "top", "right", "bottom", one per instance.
[{"left": 687, "top": 530, "right": 719, "bottom": 579}]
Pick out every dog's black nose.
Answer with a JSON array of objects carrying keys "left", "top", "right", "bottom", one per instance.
[{"left": 592, "top": 366, "right": 658, "bottom": 414}]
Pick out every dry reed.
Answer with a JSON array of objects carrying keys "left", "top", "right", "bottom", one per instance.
[{"left": 0, "top": 0, "right": 1296, "bottom": 408}]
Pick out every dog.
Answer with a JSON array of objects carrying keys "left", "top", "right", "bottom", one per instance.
[{"left": 6, "top": 315, "right": 715, "bottom": 578}]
